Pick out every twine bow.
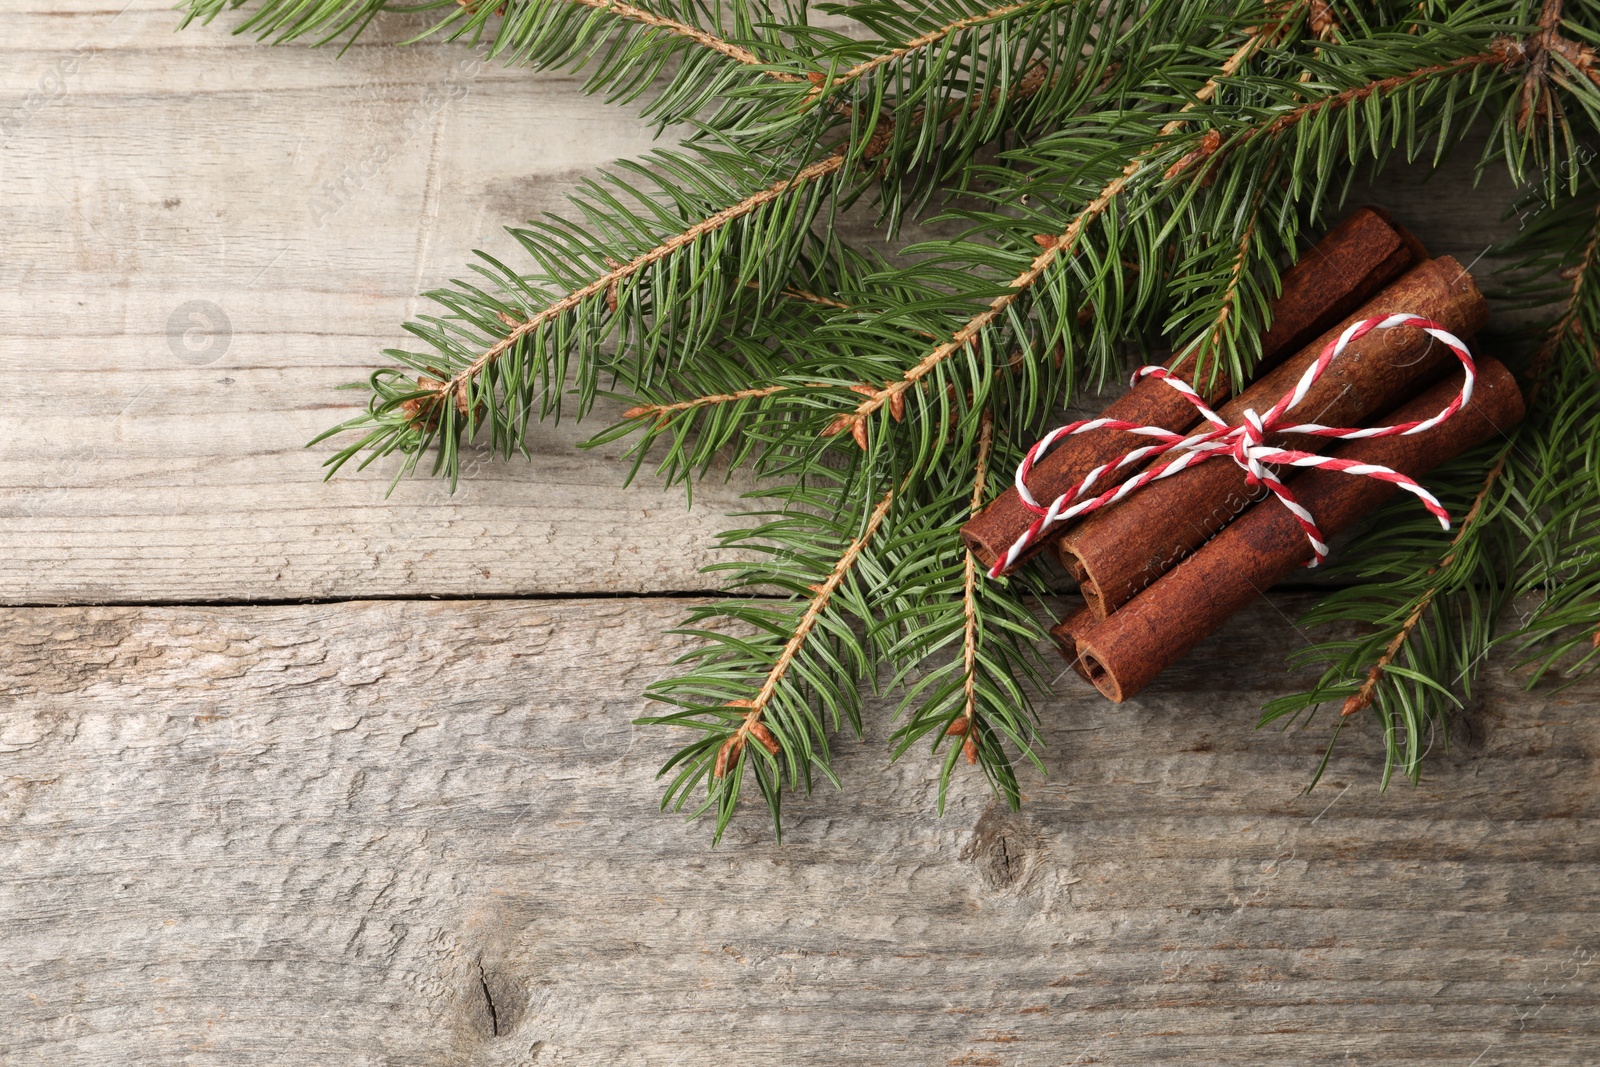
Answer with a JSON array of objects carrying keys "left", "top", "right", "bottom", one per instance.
[{"left": 990, "top": 314, "right": 1477, "bottom": 579}]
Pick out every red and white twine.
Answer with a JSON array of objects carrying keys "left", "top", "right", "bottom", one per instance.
[{"left": 990, "top": 314, "right": 1476, "bottom": 579}]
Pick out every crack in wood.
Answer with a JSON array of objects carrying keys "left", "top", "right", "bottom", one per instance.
[{"left": 476, "top": 957, "right": 500, "bottom": 1038}]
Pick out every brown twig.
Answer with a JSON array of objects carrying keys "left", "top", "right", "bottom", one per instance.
[
  {"left": 1486, "top": 0, "right": 1600, "bottom": 107},
  {"left": 947, "top": 411, "right": 996, "bottom": 764},
  {"left": 1243, "top": 49, "right": 1510, "bottom": 150},
  {"left": 620, "top": 304, "right": 948, "bottom": 431},
  {"left": 831, "top": 2, "right": 1035, "bottom": 91},
  {"left": 622, "top": 384, "right": 788, "bottom": 422},
  {"left": 714, "top": 490, "right": 897, "bottom": 777},
  {"left": 565, "top": 0, "right": 808, "bottom": 82},
  {"left": 459, "top": 0, "right": 817, "bottom": 81},
  {"left": 763, "top": 284, "right": 854, "bottom": 311},
  {"left": 1513, "top": 0, "right": 1566, "bottom": 130},
  {"left": 1215, "top": 215, "right": 1260, "bottom": 346},
  {"left": 1186, "top": 200, "right": 1263, "bottom": 387},
  {"left": 614, "top": 283, "right": 872, "bottom": 421},
  {"left": 1163, "top": 128, "right": 1224, "bottom": 181},
  {"left": 1532, "top": 199, "right": 1600, "bottom": 384}
]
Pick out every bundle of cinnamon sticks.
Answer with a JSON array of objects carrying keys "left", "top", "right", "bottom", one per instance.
[{"left": 961, "top": 208, "right": 1527, "bottom": 703}]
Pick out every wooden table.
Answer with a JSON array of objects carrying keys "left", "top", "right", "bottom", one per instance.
[{"left": 3, "top": 5, "right": 1595, "bottom": 1064}]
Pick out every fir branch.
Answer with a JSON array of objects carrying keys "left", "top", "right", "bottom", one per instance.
[
  {"left": 716, "top": 488, "right": 896, "bottom": 781},
  {"left": 1205, "top": 213, "right": 1262, "bottom": 349},
  {"left": 1340, "top": 451, "right": 1511, "bottom": 718},
  {"left": 828, "top": 1, "right": 1036, "bottom": 90},
  {"left": 1498, "top": 188, "right": 1600, "bottom": 682},
  {"left": 953, "top": 411, "right": 998, "bottom": 767},
  {"left": 942, "top": 11, "right": 1526, "bottom": 404},
  {"left": 1529, "top": 196, "right": 1600, "bottom": 381},
  {"left": 183, "top": 0, "right": 799, "bottom": 72},
  {"left": 434, "top": 155, "right": 845, "bottom": 417},
  {"left": 182, "top": 0, "right": 813, "bottom": 132},
  {"left": 453, "top": 0, "right": 806, "bottom": 78},
  {"left": 770, "top": 0, "right": 1163, "bottom": 224},
  {"left": 1263, "top": 165, "right": 1600, "bottom": 790},
  {"left": 1236, "top": 48, "right": 1513, "bottom": 148},
  {"left": 1163, "top": 171, "right": 1275, "bottom": 390},
  {"left": 642, "top": 475, "right": 897, "bottom": 842},
  {"left": 610, "top": 285, "right": 931, "bottom": 424},
  {"left": 877, "top": 411, "right": 1049, "bottom": 812},
  {"left": 313, "top": 142, "right": 857, "bottom": 488},
  {"left": 594, "top": 275, "right": 952, "bottom": 489},
  {"left": 1504, "top": 362, "right": 1600, "bottom": 680},
  {"left": 843, "top": 5, "right": 1300, "bottom": 427},
  {"left": 906, "top": 412, "right": 1003, "bottom": 772},
  {"left": 1259, "top": 439, "right": 1521, "bottom": 789},
  {"left": 255, "top": 0, "right": 1600, "bottom": 839},
  {"left": 179, "top": 0, "right": 389, "bottom": 45}
]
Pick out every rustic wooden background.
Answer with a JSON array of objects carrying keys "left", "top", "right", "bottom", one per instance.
[{"left": 2, "top": 4, "right": 1595, "bottom": 1064}]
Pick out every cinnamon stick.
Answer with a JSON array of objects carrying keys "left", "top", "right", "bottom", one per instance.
[
  {"left": 1059, "top": 255, "right": 1486, "bottom": 619},
  {"left": 962, "top": 207, "right": 1424, "bottom": 573},
  {"left": 1049, "top": 604, "right": 1099, "bottom": 682},
  {"left": 1056, "top": 358, "right": 1525, "bottom": 702}
]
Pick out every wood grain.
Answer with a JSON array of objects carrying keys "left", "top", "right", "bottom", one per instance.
[
  {"left": 1, "top": 596, "right": 1595, "bottom": 1065},
  {"left": 1, "top": 2, "right": 765, "bottom": 604}
]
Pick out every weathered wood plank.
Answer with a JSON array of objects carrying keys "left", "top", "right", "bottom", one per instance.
[
  {"left": 0, "top": 3, "right": 768, "bottom": 603},
  {"left": 2, "top": 596, "right": 1594, "bottom": 1064},
  {"left": 0, "top": 3, "right": 1530, "bottom": 605}
]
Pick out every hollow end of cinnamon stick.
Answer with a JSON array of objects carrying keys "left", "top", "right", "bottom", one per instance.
[
  {"left": 1066, "top": 555, "right": 1111, "bottom": 618},
  {"left": 1052, "top": 606, "right": 1123, "bottom": 700},
  {"left": 1055, "top": 542, "right": 1110, "bottom": 615},
  {"left": 960, "top": 514, "right": 1012, "bottom": 572},
  {"left": 1077, "top": 649, "right": 1124, "bottom": 702},
  {"left": 1048, "top": 605, "right": 1101, "bottom": 684},
  {"left": 1071, "top": 628, "right": 1135, "bottom": 703}
]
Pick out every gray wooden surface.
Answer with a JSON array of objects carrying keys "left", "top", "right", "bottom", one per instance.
[
  {"left": 3, "top": 599, "right": 1596, "bottom": 1065},
  {"left": 1, "top": 4, "right": 1595, "bottom": 1065},
  {"left": 2, "top": 1, "right": 754, "bottom": 603}
]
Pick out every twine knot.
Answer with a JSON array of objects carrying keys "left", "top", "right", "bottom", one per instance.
[
  {"left": 1233, "top": 408, "right": 1270, "bottom": 482},
  {"left": 990, "top": 314, "right": 1476, "bottom": 579}
]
